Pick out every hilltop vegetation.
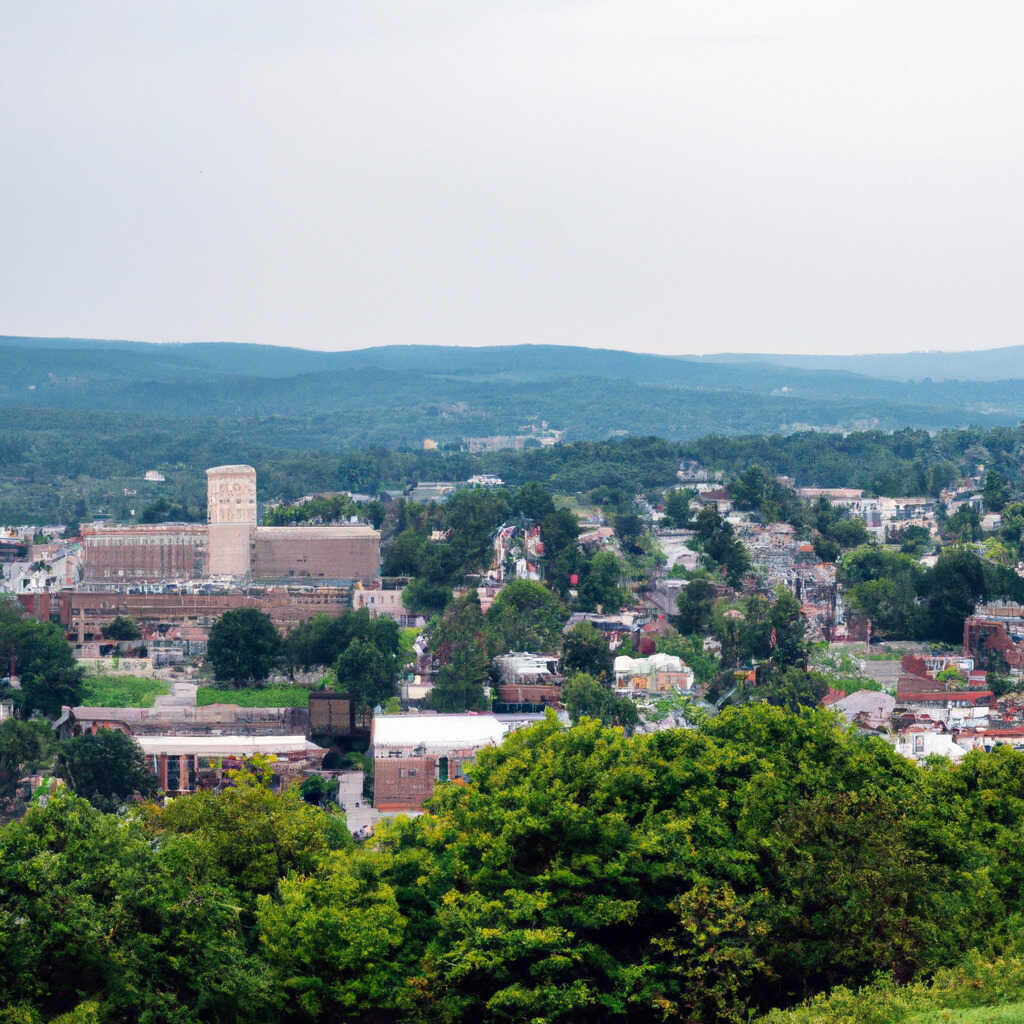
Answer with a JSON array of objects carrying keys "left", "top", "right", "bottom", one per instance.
[{"left": 8, "top": 708, "right": 1024, "bottom": 1021}]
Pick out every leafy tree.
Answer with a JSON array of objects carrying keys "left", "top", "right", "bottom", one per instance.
[
  {"left": 561, "top": 672, "right": 639, "bottom": 733},
  {"left": 999, "top": 501, "right": 1024, "bottom": 557},
  {"left": 429, "top": 592, "right": 491, "bottom": 712},
  {"left": 402, "top": 577, "right": 452, "bottom": 616},
  {"left": 429, "top": 650, "right": 491, "bottom": 712},
  {"left": 750, "top": 666, "right": 830, "bottom": 711},
  {"left": 663, "top": 488, "right": 694, "bottom": 528},
  {"left": 299, "top": 773, "right": 339, "bottom": 806},
  {"left": 674, "top": 579, "right": 716, "bottom": 636},
  {"left": 561, "top": 621, "right": 613, "bottom": 680},
  {"left": 0, "top": 718, "right": 54, "bottom": 795},
  {"left": 55, "top": 729, "right": 157, "bottom": 811},
  {"left": 811, "top": 534, "right": 841, "bottom": 563},
  {"left": 614, "top": 511, "right": 644, "bottom": 553},
  {"left": 382, "top": 528, "right": 427, "bottom": 577},
  {"left": 256, "top": 849, "right": 408, "bottom": 1021},
  {"left": 539, "top": 505, "right": 582, "bottom": 594},
  {"left": 898, "top": 523, "right": 932, "bottom": 556},
  {"left": 207, "top": 607, "right": 281, "bottom": 684},
  {"left": 486, "top": 579, "right": 567, "bottom": 653},
  {"left": 101, "top": 615, "right": 140, "bottom": 642},
  {"left": 0, "top": 600, "right": 84, "bottom": 717},
  {"left": 577, "top": 550, "right": 630, "bottom": 613},
  {"left": 945, "top": 504, "right": 983, "bottom": 542},
  {"left": 139, "top": 497, "right": 203, "bottom": 523},
  {"left": 0, "top": 789, "right": 274, "bottom": 1022},
  {"left": 983, "top": 469, "right": 1011, "bottom": 512},
  {"left": 145, "top": 759, "right": 351, "bottom": 900},
  {"left": 920, "top": 547, "right": 988, "bottom": 644},
  {"left": 334, "top": 638, "right": 395, "bottom": 711},
  {"left": 693, "top": 507, "right": 751, "bottom": 586},
  {"left": 510, "top": 481, "right": 556, "bottom": 522}
]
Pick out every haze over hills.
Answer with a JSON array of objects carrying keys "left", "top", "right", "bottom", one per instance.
[
  {"left": 2, "top": 335, "right": 1024, "bottom": 449},
  {"left": 694, "top": 345, "right": 1024, "bottom": 382}
]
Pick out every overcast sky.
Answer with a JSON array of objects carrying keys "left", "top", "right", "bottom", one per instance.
[{"left": 3, "top": 1, "right": 1022, "bottom": 355}]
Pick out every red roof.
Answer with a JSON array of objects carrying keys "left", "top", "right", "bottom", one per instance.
[{"left": 898, "top": 691, "right": 994, "bottom": 705}]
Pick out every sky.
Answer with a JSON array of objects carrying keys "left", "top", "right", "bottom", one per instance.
[{"left": 3, "top": 1, "right": 1022, "bottom": 356}]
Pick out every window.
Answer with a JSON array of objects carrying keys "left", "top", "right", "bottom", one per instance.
[
  {"left": 388, "top": 750, "right": 402, "bottom": 758},
  {"left": 913, "top": 735, "right": 924, "bottom": 754}
]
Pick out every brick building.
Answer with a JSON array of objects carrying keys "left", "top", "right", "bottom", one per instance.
[
  {"left": 492, "top": 652, "right": 563, "bottom": 707},
  {"left": 371, "top": 713, "right": 508, "bottom": 811},
  {"left": 78, "top": 464, "right": 381, "bottom": 584},
  {"left": 964, "top": 614, "right": 1024, "bottom": 671},
  {"left": 81, "top": 524, "right": 207, "bottom": 582},
  {"left": 22, "top": 586, "right": 352, "bottom": 641}
]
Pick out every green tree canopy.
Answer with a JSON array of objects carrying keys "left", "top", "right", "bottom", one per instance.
[
  {"left": 207, "top": 607, "right": 281, "bottom": 685},
  {"left": 334, "top": 638, "right": 396, "bottom": 711},
  {"left": 55, "top": 729, "right": 157, "bottom": 811},
  {"left": 486, "top": 579, "right": 567, "bottom": 653},
  {"left": 0, "top": 599, "right": 84, "bottom": 717},
  {"left": 101, "top": 615, "right": 140, "bottom": 642},
  {"left": 561, "top": 620, "right": 613, "bottom": 680},
  {"left": 577, "top": 550, "right": 630, "bottom": 613}
]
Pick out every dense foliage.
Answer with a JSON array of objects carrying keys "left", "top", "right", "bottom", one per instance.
[
  {"left": 7, "top": 709, "right": 1024, "bottom": 1021},
  {"left": 0, "top": 599, "right": 84, "bottom": 717}
]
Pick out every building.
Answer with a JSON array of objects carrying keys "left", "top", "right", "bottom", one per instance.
[
  {"left": 308, "top": 692, "right": 371, "bottom": 738},
  {"left": 54, "top": 703, "right": 308, "bottom": 739},
  {"left": 136, "top": 735, "right": 326, "bottom": 793},
  {"left": 251, "top": 525, "right": 379, "bottom": 580},
  {"left": 352, "top": 579, "right": 423, "bottom": 627},
  {"left": 371, "top": 713, "right": 508, "bottom": 811},
  {"left": 492, "top": 653, "right": 563, "bottom": 707},
  {"left": 78, "top": 464, "right": 381, "bottom": 584},
  {"left": 613, "top": 653, "right": 694, "bottom": 696},
  {"left": 207, "top": 465, "right": 258, "bottom": 575},
  {"left": 895, "top": 723, "right": 965, "bottom": 763},
  {"left": 81, "top": 523, "right": 207, "bottom": 582}
]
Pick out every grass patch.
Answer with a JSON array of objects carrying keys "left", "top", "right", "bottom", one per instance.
[
  {"left": 906, "top": 1004, "right": 1024, "bottom": 1023},
  {"left": 197, "top": 685, "right": 310, "bottom": 707},
  {"left": 80, "top": 674, "right": 170, "bottom": 708},
  {"left": 756, "top": 953, "right": 1024, "bottom": 1024}
]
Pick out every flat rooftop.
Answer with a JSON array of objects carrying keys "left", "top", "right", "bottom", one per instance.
[
  {"left": 372, "top": 713, "right": 507, "bottom": 751},
  {"left": 136, "top": 735, "right": 324, "bottom": 756}
]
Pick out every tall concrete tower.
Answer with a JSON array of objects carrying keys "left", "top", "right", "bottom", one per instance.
[{"left": 206, "top": 465, "right": 257, "bottom": 576}]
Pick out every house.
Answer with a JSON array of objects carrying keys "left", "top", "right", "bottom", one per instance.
[
  {"left": 492, "top": 653, "right": 563, "bottom": 708},
  {"left": 371, "top": 713, "right": 509, "bottom": 811},
  {"left": 956, "top": 727, "right": 1024, "bottom": 753},
  {"left": 895, "top": 722, "right": 965, "bottom": 763},
  {"left": 696, "top": 488, "right": 733, "bottom": 514},
  {"left": 826, "top": 689, "right": 895, "bottom": 731},
  {"left": 894, "top": 690, "right": 994, "bottom": 728},
  {"left": 613, "top": 653, "right": 694, "bottom": 696}
]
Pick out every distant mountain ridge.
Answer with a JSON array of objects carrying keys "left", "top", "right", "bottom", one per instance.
[
  {"left": 691, "top": 346, "right": 1024, "bottom": 382},
  {"left": 1, "top": 335, "right": 1022, "bottom": 446}
]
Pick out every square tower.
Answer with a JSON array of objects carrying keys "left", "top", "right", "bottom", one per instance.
[{"left": 206, "top": 465, "right": 257, "bottom": 575}]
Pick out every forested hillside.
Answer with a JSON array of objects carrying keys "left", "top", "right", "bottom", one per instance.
[
  {"left": 4, "top": 412, "right": 1024, "bottom": 525},
  {"left": 3, "top": 337, "right": 1024, "bottom": 449}
]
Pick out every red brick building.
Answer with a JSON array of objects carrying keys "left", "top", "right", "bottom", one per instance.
[{"left": 371, "top": 714, "right": 508, "bottom": 812}]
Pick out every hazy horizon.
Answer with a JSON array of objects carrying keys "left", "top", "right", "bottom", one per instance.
[{"left": 4, "top": 2, "right": 1022, "bottom": 356}]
